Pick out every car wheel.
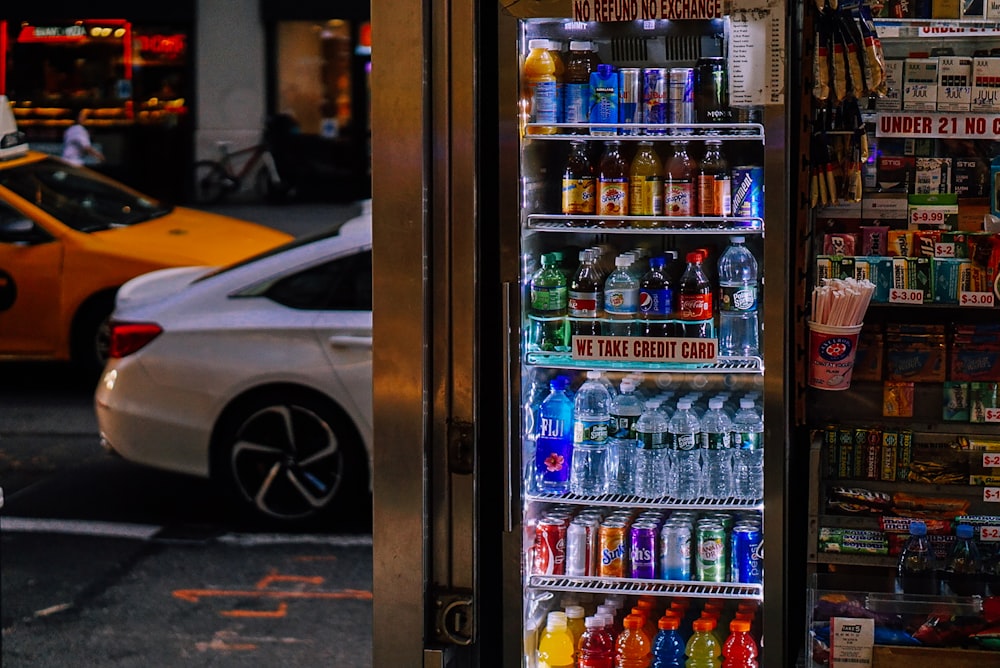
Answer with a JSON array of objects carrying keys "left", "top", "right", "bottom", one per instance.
[
  {"left": 71, "top": 294, "right": 114, "bottom": 375},
  {"left": 193, "top": 160, "right": 229, "bottom": 205},
  {"left": 213, "top": 389, "right": 367, "bottom": 525}
]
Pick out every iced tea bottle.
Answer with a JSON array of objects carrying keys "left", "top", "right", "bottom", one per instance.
[
  {"left": 629, "top": 140, "right": 664, "bottom": 227},
  {"left": 562, "top": 140, "right": 595, "bottom": 224},
  {"left": 664, "top": 140, "right": 695, "bottom": 226},
  {"left": 697, "top": 140, "right": 731, "bottom": 222},
  {"left": 598, "top": 140, "right": 629, "bottom": 228}
]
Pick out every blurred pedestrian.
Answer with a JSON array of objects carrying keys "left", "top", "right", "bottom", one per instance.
[{"left": 62, "top": 109, "right": 104, "bottom": 166}]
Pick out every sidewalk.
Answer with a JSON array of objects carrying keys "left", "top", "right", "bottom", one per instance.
[{"left": 197, "top": 199, "right": 367, "bottom": 238}]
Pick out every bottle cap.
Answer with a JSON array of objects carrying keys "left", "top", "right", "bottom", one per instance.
[
  {"left": 740, "top": 398, "right": 755, "bottom": 409},
  {"left": 623, "top": 614, "right": 642, "bottom": 629},
  {"left": 565, "top": 605, "right": 585, "bottom": 619},
  {"left": 569, "top": 40, "right": 593, "bottom": 51},
  {"left": 528, "top": 39, "right": 548, "bottom": 50},
  {"left": 692, "top": 618, "right": 715, "bottom": 632},
  {"left": 730, "top": 619, "right": 752, "bottom": 633},
  {"left": 709, "top": 397, "right": 724, "bottom": 410},
  {"left": 584, "top": 616, "right": 603, "bottom": 629},
  {"left": 658, "top": 615, "right": 680, "bottom": 630},
  {"left": 686, "top": 251, "right": 703, "bottom": 263},
  {"left": 956, "top": 523, "right": 974, "bottom": 539},
  {"left": 909, "top": 520, "right": 927, "bottom": 536},
  {"left": 546, "top": 611, "right": 568, "bottom": 629},
  {"left": 677, "top": 399, "right": 691, "bottom": 410},
  {"left": 731, "top": 236, "right": 746, "bottom": 243},
  {"left": 587, "top": 370, "right": 603, "bottom": 380},
  {"left": 597, "top": 63, "right": 615, "bottom": 77},
  {"left": 616, "top": 255, "right": 632, "bottom": 268}
]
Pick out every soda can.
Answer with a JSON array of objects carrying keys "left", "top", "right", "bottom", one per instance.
[
  {"left": 696, "top": 522, "right": 728, "bottom": 582},
  {"left": 701, "top": 511, "right": 735, "bottom": 533},
  {"left": 619, "top": 68, "right": 642, "bottom": 134},
  {"left": 598, "top": 519, "right": 628, "bottom": 578},
  {"left": 731, "top": 524, "right": 764, "bottom": 584},
  {"left": 566, "top": 514, "right": 601, "bottom": 576},
  {"left": 642, "top": 67, "right": 669, "bottom": 134},
  {"left": 694, "top": 57, "right": 730, "bottom": 124},
  {"left": 533, "top": 518, "right": 566, "bottom": 575},
  {"left": 731, "top": 165, "right": 764, "bottom": 221},
  {"left": 660, "top": 520, "right": 692, "bottom": 581},
  {"left": 668, "top": 67, "right": 695, "bottom": 125},
  {"left": 629, "top": 521, "right": 658, "bottom": 579}
]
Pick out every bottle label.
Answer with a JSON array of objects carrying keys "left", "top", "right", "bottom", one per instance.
[
  {"left": 629, "top": 176, "right": 664, "bottom": 216},
  {"left": 564, "top": 83, "right": 590, "bottom": 124},
  {"left": 568, "top": 291, "right": 600, "bottom": 318},
  {"left": 639, "top": 287, "right": 672, "bottom": 317},
  {"left": 675, "top": 432, "right": 697, "bottom": 451},
  {"left": 538, "top": 415, "right": 568, "bottom": 439},
  {"left": 720, "top": 285, "right": 757, "bottom": 313},
  {"left": 531, "top": 285, "right": 567, "bottom": 314},
  {"left": 609, "top": 413, "right": 638, "bottom": 439},
  {"left": 734, "top": 431, "right": 762, "bottom": 450},
  {"left": 530, "top": 80, "right": 557, "bottom": 124},
  {"left": 678, "top": 292, "right": 712, "bottom": 320},
  {"left": 562, "top": 177, "right": 596, "bottom": 214},
  {"left": 574, "top": 419, "right": 609, "bottom": 445},
  {"left": 664, "top": 181, "right": 695, "bottom": 216},
  {"left": 637, "top": 429, "right": 666, "bottom": 450},
  {"left": 598, "top": 179, "right": 628, "bottom": 216},
  {"left": 697, "top": 174, "right": 732, "bottom": 216},
  {"left": 605, "top": 288, "right": 639, "bottom": 316},
  {"left": 700, "top": 431, "right": 731, "bottom": 450}
]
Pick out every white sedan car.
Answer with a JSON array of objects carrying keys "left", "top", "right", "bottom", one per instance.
[{"left": 94, "top": 211, "right": 372, "bottom": 525}]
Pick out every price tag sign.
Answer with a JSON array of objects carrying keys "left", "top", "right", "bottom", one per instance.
[
  {"left": 984, "top": 453, "right": 1000, "bottom": 467},
  {"left": 910, "top": 208, "right": 949, "bottom": 226},
  {"left": 934, "top": 242, "right": 956, "bottom": 258},
  {"left": 985, "top": 407, "right": 1000, "bottom": 423},
  {"left": 960, "top": 291, "right": 995, "bottom": 307},
  {"left": 985, "top": 487, "right": 1000, "bottom": 503},
  {"left": 889, "top": 288, "right": 924, "bottom": 305},
  {"left": 981, "top": 526, "right": 1000, "bottom": 542}
]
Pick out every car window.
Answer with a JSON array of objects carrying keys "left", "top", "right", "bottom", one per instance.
[
  {"left": 265, "top": 249, "right": 372, "bottom": 311},
  {"left": 0, "top": 158, "right": 171, "bottom": 232}
]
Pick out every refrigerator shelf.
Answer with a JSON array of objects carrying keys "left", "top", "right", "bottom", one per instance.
[
  {"left": 522, "top": 123, "right": 766, "bottom": 141},
  {"left": 524, "top": 352, "right": 763, "bottom": 373},
  {"left": 525, "top": 490, "right": 763, "bottom": 510},
  {"left": 528, "top": 574, "right": 763, "bottom": 600},
  {"left": 525, "top": 214, "right": 764, "bottom": 232}
]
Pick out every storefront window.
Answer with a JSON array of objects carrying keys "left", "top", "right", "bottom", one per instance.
[{"left": 276, "top": 20, "right": 353, "bottom": 137}]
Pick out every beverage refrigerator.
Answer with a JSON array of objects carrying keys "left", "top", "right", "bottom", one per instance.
[{"left": 370, "top": 1, "right": 798, "bottom": 666}]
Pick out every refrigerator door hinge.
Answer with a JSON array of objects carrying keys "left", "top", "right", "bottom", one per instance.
[
  {"left": 433, "top": 588, "right": 474, "bottom": 646},
  {"left": 447, "top": 419, "right": 474, "bottom": 475}
]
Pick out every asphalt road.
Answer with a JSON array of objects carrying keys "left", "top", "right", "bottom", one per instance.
[{"left": 0, "top": 199, "right": 374, "bottom": 667}]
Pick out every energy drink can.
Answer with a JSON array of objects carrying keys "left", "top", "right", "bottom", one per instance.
[
  {"left": 668, "top": 67, "right": 695, "bottom": 125},
  {"left": 696, "top": 521, "right": 728, "bottom": 582},
  {"left": 694, "top": 57, "right": 730, "bottom": 123},
  {"left": 642, "top": 67, "right": 669, "bottom": 134},
  {"left": 731, "top": 523, "right": 764, "bottom": 584},
  {"left": 619, "top": 68, "right": 642, "bottom": 134},
  {"left": 731, "top": 165, "right": 764, "bottom": 222},
  {"left": 629, "top": 521, "right": 658, "bottom": 579}
]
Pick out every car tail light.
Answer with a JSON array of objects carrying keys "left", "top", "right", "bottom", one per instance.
[{"left": 109, "top": 322, "right": 163, "bottom": 358}]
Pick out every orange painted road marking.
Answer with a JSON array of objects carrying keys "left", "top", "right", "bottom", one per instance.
[
  {"left": 255, "top": 573, "right": 323, "bottom": 589},
  {"left": 173, "top": 588, "right": 373, "bottom": 603},
  {"left": 222, "top": 602, "right": 289, "bottom": 618}
]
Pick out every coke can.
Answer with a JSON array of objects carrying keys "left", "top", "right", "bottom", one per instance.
[
  {"left": 629, "top": 521, "right": 658, "bottom": 579},
  {"left": 694, "top": 57, "right": 730, "bottom": 124},
  {"left": 642, "top": 67, "right": 669, "bottom": 134},
  {"left": 695, "top": 522, "right": 728, "bottom": 582},
  {"left": 566, "top": 514, "right": 600, "bottom": 576},
  {"left": 731, "top": 165, "right": 764, "bottom": 222},
  {"left": 731, "top": 524, "right": 764, "bottom": 584},
  {"left": 533, "top": 518, "right": 566, "bottom": 575},
  {"left": 660, "top": 520, "right": 692, "bottom": 581},
  {"left": 668, "top": 67, "right": 695, "bottom": 125},
  {"left": 598, "top": 519, "right": 628, "bottom": 578},
  {"left": 619, "top": 68, "right": 642, "bottom": 134}
]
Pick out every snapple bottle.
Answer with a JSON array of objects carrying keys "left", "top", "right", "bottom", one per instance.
[
  {"left": 562, "top": 140, "right": 595, "bottom": 226},
  {"left": 598, "top": 140, "right": 629, "bottom": 228},
  {"left": 664, "top": 140, "right": 695, "bottom": 227}
]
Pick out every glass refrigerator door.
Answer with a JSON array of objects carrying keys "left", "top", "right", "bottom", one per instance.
[{"left": 515, "top": 16, "right": 775, "bottom": 666}]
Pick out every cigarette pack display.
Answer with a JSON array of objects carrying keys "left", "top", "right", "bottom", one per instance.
[
  {"left": 937, "top": 56, "right": 972, "bottom": 111},
  {"left": 915, "top": 157, "right": 952, "bottom": 194},
  {"left": 971, "top": 57, "right": 1000, "bottom": 112},
  {"left": 878, "top": 155, "right": 914, "bottom": 192},
  {"left": 952, "top": 157, "right": 988, "bottom": 198},
  {"left": 876, "top": 60, "right": 905, "bottom": 111},
  {"left": 944, "top": 381, "right": 971, "bottom": 421},
  {"left": 932, "top": 257, "right": 963, "bottom": 303},
  {"left": 903, "top": 58, "right": 940, "bottom": 111}
]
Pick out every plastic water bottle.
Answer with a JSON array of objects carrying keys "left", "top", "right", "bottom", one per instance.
[
  {"left": 717, "top": 236, "right": 759, "bottom": 357},
  {"left": 634, "top": 399, "right": 669, "bottom": 499},
  {"left": 652, "top": 614, "right": 685, "bottom": 668},
  {"left": 942, "top": 523, "right": 985, "bottom": 597},
  {"left": 609, "top": 379, "right": 643, "bottom": 495},
  {"left": 616, "top": 614, "right": 652, "bottom": 668},
  {"left": 721, "top": 619, "right": 758, "bottom": 667},
  {"left": 570, "top": 370, "right": 612, "bottom": 496},
  {"left": 577, "top": 615, "right": 615, "bottom": 668},
  {"left": 532, "top": 376, "right": 575, "bottom": 494},
  {"left": 668, "top": 399, "right": 701, "bottom": 500},
  {"left": 537, "top": 611, "right": 575, "bottom": 668},
  {"left": 896, "top": 520, "right": 939, "bottom": 595},
  {"left": 700, "top": 398, "right": 733, "bottom": 500},
  {"left": 604, "top": 254, "right": 640, "bottom": 336},
  {"left": 685, "top": 618, "right": 722, "bottom": 667},
  {"left": 731, "top": 398, "right": 764, "bottom": 501}
]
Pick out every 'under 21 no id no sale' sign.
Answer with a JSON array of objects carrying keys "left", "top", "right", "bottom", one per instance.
[{"left": 572, "top": 335, "right": 718, "bottom": 363}]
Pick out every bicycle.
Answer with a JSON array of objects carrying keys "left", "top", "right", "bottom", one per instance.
[{"left": 192, "top": 140, "right": 285, "bottom": 204}]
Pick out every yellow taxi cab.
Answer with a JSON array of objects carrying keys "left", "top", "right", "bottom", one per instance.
[{"left": 0, "top": 98, "right": 293, "bottom": 372}]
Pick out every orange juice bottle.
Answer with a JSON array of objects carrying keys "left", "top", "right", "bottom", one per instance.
[
  {"left": 546, "top": 40, "right": 566, "bottom": 123},
  {"left": 523, "top": 39, "right": 557, "bottom": 135}
]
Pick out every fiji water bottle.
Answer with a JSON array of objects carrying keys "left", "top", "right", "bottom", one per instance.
[{"left": 533, "top": 376, "right": 574, "bottom": 494}]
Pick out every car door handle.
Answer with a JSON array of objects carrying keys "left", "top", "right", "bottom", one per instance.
[{"left": 328, "top": 335, "right": 372, "bottom": 348}]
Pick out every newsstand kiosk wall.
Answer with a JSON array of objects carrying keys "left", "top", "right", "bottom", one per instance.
[{"left": 371, "top": 0, "right": 797, "bottom": 666}]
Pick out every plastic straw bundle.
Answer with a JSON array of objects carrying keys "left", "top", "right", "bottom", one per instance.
[{"left": 810, "top": 277, "right": 875, "bottom": 326}]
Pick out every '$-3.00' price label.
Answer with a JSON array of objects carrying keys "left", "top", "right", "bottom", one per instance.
[
  {"left": 985, "top": 487, "right": 1000, "bottom": 503},
  {"left": 981, "top": 526, "right": 1000, "bottom": 542},
  {"left": 960, "top": 291, "right": 995, "bottom": 307},
  {"left": 890, "top": 288, "right": 924, "bottom": 304}
]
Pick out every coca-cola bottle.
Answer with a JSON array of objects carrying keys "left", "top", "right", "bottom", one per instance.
[
  {"left": 676, "top": 251, "right": 714, "bottom": 338},
  {"left": 597, "top": 140, "right": 629, "bottom": 228}
]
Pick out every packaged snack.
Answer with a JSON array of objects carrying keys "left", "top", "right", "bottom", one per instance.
[
  {"left": 943, "top": 381, "right": 971, "bottom": 421},
  {"left": 884, "top": 381, "right": 914, "bottom": 417}
]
